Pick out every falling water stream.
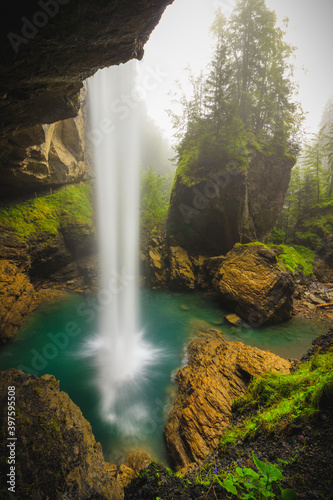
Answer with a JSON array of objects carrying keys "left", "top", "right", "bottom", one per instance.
[{"left": 82, "top": 63, "right": 161, "bottom": 435}]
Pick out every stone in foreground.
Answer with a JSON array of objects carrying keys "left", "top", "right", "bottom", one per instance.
[
  {"left": 0, "top": 369, "right": 118, "bottom": 499},
  {"left": 164, "top": 329, "right": 291, "bottom": 470}
]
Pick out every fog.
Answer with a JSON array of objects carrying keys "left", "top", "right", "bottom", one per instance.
[{"left": 140, "top": 0, "right": 333, "bottom": 142}]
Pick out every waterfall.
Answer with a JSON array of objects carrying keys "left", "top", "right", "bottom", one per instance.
[{"left": 83, "top": 62, "right": 161, "bottom": 437}]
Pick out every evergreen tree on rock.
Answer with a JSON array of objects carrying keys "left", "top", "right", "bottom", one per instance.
[{"left": 167, "top": 0, "right": 302, "bottom": 256}]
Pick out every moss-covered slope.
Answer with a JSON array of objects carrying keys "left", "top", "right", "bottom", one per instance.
[{"left": 0, "top": 183, "right": 97, "bottom": 342}]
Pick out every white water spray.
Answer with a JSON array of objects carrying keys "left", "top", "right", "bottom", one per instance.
[{"left": 84, "top": 62, "right": 161, "bottom": 433}]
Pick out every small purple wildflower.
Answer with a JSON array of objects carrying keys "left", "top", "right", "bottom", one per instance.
[{"left": 213, "top": 468, "right": 218, "bottom": 475}]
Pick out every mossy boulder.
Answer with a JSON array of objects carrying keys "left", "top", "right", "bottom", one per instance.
[{"left": 209, "top": 244, "right": 295, "bottom": 325}]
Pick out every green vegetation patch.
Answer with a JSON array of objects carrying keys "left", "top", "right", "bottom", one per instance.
[
  {"left": 140, "top": 167, "right": 173, "bottom": 242},
  {"left": 275, "top": 244, "right": 315, "bottom": 276},
  {"left": 175, "top": 125, "right": 249, "bottom": 188},
  {"left": 220, "top": 350, "right": 333, "bottom": 450},
  {"left": 244, "top": 242, "right": 315, "bottom": 276},
  {"left": 0, "top": 184, "right": 94, "bottom": 241}
]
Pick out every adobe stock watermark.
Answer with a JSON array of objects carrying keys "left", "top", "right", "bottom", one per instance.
[
  {"left": 16, "top": 267, "right": 135, "bottom": 374},
  {"left": 178, "top": 161, "right": 242, "bottom": 224},
  {"left": 87, "top": 64, "right": 170, "bottom": 147},
  {"left": 7, "top": 0, "right": 70, "bottom": 54}
]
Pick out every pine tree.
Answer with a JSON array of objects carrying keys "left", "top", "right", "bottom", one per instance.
[
  {"left": 303, "top": 131, "right": 326, "bottom": 204},
  {"left": 319, "top": 95, "right": 333, "bottom": 131},
  {"left": 323, "top": 125, "right": 333, "bottom": 198},
  {"left": 205, "top": 9, "right": 235, "bottom": 135},
  {"left": 229, "top": 0, "right": 298, "bottom": 149},
  {"left": 170, "top": 0, "right": 302, "bottom": 183}
]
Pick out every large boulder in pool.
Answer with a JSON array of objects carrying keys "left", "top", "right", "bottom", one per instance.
[
  {"left": 208, "top": 244, "right": 295, "bottom": 325},
  {"left": 0, "top": 369, "right": 123, "bottom": 499},
  {"left": 164, "top": 329, "right": 291, "bottom": 470}
]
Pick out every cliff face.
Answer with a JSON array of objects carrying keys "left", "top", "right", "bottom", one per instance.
[
  {"left": 0, "top": 0, "right": 173, "bottom": 198},
  {"left": 0, "top": 369, "right": 120, "bottom": 499},
  {"left": 167, "top": 152, "right": 295, "bottom": 256},
  {"left": 1, "top": 104, "right": 93, "bottom": 197}
]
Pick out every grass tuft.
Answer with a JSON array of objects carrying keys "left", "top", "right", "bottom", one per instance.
[{"left": 220, "top": 350, "right": 333, "bottom": 449}]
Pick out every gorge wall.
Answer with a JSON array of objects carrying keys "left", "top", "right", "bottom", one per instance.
[
  {"left": 0, "top": 0, "right": 173, "bottom": 198},
  {"left": 167, "top": 152, "right": 295, "bottom": 256},
  {"left": 0, "top": 99, "right": 93, "bottom": 198}
]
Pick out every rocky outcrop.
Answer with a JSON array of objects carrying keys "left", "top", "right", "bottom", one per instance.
[
  {"left": 146, "top": 237, "right": 169, "bottom": 288},
  {"left": 0, "top": 369, "right": 118, "bottom": 499},
  {"left": 146, "top": 241, "right": 294, "bottom": 325},
  {"left": 0, "top": 257, "right": 69, "bottom": 342},
  {"left": 0, "top": 260, "right": 37, "bottom": 341},
  {"left": 167, "top": 168, "right": 246, "bottom": 256},
  {"left": 0, "top": 369, "right": 155, "bottom": 499},
  {"left": 0, "top": 0, "right": 173, "bottom": 197},
  {"left": 1, "top": 105, "right": 93, "bottom": 197},
  {"left": 209, "top": 244, "right": 295, "bottom": 325},
  {"left": 167, "top": 152, "right": 295, "bottom": 256},
  {"left": 301, "top": 329, "right": 333, "bottom": 362},
  {"left": 169, "top": 246, "right": 197, "bottom": 290},
  {"left": 146, "top": 237, "right": 209, "bottom": 290},
  {"left": 164, "top": 329, "right": 291, "bottom": 470},
  {"left": 314, "top": 257, "right": 333, "bottom": 283}
]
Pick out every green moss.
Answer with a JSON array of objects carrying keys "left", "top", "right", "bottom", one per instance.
[
  {"left": 0, "top": 183, "right": 95, "bottom": 241},
  {"left": 220, "top": 350, "right": 333, "bottom": 450},
  {"left": 242, "top": 242, "right": 315, "bottom": 276},
  {"left": 275, "top": 244, "right": 315, "bottom": 276},
  {"left": 175, "top": 130, "right": 248, "bottom": 188}
]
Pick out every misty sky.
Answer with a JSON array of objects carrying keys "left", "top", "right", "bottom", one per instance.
[{"left": 139, "top": 0, "right": 333, "bottom": 143}]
